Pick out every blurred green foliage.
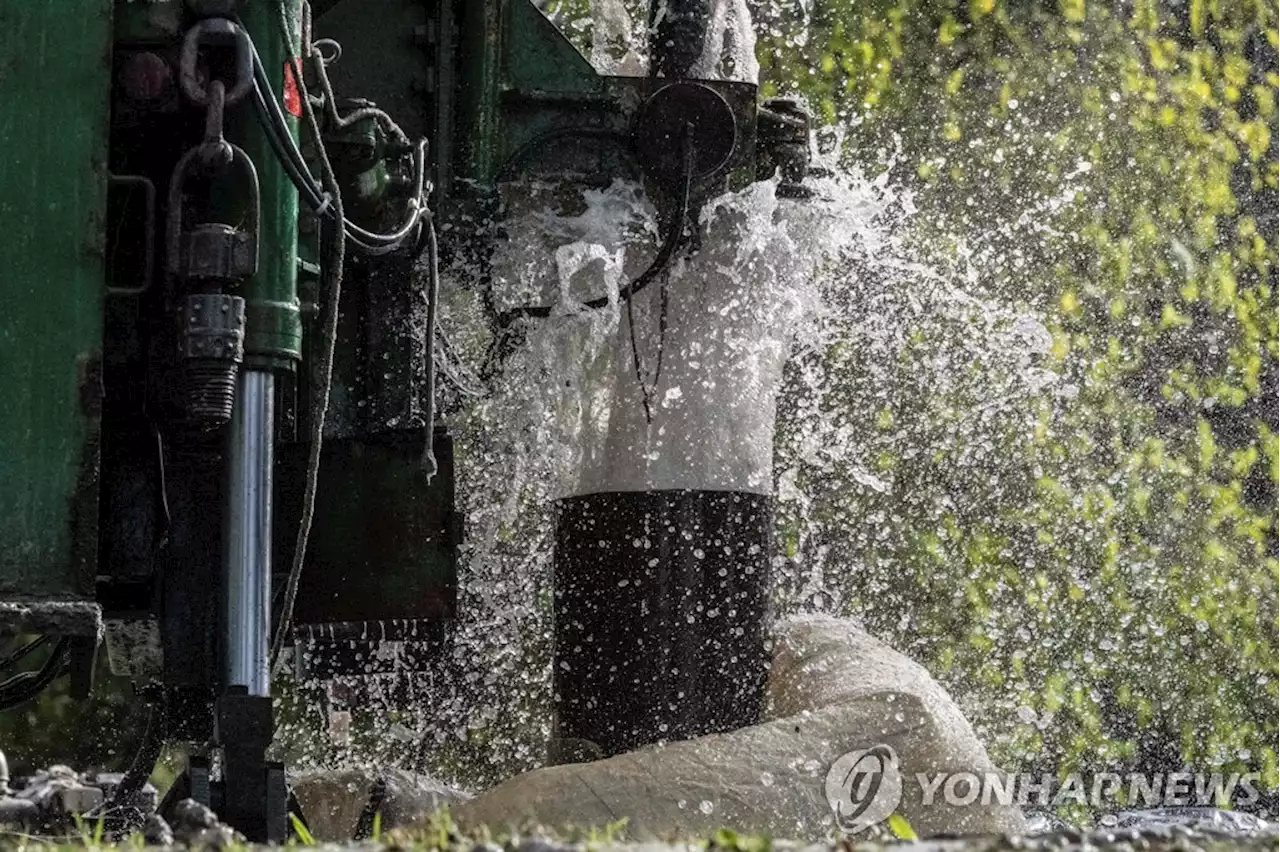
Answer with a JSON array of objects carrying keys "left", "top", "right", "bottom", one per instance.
[{"left": 762, "top": 0, "right": 1277, "bottom": 801}]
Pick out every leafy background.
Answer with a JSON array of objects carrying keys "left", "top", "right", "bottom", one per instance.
[{"left": 756, "top": 0, "right": 1278, "bottom": 809}]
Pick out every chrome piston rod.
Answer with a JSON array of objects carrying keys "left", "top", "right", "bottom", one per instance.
[{"left": 225, "top": 369, "right": 274, "bottom": 697}]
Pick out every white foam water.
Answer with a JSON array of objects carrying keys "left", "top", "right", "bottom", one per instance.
[
  {"left": 274, "top": 135, "right": 1059, "bottom": 784},
  {"left": 277, "top": 1, "right": 1061, "bottom": 790}
]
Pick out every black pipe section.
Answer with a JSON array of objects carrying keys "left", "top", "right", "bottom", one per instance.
[
  {"left": 648, "top": 0, "right": 711, "bottom": 79},
  {"left": 551, "top": 489, "right": 772, "bottom": 762}
]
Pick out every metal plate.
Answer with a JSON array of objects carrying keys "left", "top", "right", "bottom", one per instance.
[
  {"left": 632, "top": 82, "right": 738, "bottom": 188},
  {"left": 0, "top": 0, "right": 114, "bottom": 625}
]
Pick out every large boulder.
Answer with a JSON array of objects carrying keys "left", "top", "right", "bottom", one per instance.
[
  {"left": 454, "top": 617, "right": 1024, "bottom": 839},
  {"left": 767, "top": 615, "right": 1026, "bottom": 837}
]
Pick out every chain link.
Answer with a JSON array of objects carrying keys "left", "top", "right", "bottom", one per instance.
[
  {"left": 179, "top": 18, "right": 254, "bottom": 107},
  {"left": 196, "top": 79, "right": 235, "bottom": 171},
  {"left": 167, "top": 16, "right": 262, "bottom": 282}
]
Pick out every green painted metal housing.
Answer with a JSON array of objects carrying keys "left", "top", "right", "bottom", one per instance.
[
  {"left": 0, "top": 2, "right": 114, "bottom": 634},
  {"left": 236, "top": 0, "right": 303, "bottom": 371},
  {"left": 316, "top": 0, "right": 759, "bottom": 242}
]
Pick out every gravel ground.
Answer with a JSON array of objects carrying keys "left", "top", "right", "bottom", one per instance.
[{"left": 475, "top": 828, "right": 1280, "bottom": 852}]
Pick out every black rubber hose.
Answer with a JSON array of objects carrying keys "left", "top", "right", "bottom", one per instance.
[
  {"left": 247, "top": 30, "right": 425, "bottom": 254},
  {"left": 270, "top": 41, "right": 348, "bottom": 671},
  {"left": 0, "top": 636, "right": 49, "bottom": 671},
  {"left": 112, "top": 700, "right": 166, "bottom": 804},
  {"left": 91, "top": 696, "right": 167, "bottom": 829},
  {"left": 421, "top": 212, "right": 440, "bottom": 478},
  {"left": 0, "top": 638, "right": 69, "bottom": 711}
]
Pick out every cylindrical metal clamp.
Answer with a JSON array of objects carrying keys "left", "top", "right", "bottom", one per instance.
[
  {"left": 179, "top": 294, "right": 246, "bottom": 362},
  {"left": 179, "top": 294, "right": 247, "bottom": 429},
  {"left": 166, "top": 143, "right": 261, "bottom": 281}
]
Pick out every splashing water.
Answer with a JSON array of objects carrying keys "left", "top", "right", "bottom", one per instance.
[
  {"left": 690, "top": 0, "right": 761, "bottom": 83},
  {"left": 573, "top": 0, "right": 761, "bottom": 82},
  {"left": 441, "top": 169, "right": 884, "bottom": 780},
  {"left": 590, "top": 0, "right": 647, "bottom": 74},
  {"left": 275, "top": 136, "right": 1063, "bottom": 792},
  {"left": 275, "top": 1, "right": 1077, "bottom": 795}
]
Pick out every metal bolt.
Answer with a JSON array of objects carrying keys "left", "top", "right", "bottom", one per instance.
[{"left": 119, "top": 52, "right": 173, "bottom": 104}]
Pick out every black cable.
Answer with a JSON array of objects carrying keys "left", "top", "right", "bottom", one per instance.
[
  {"left": 626, "top": 125, "right": 693, "bottom": 423},
  {"left": 245, "top": 22, "right": 325, "bottom": 204},
  {"left": 0, "top": 636, "right": 48, "bottom": 671},
  {"left": 627, "top": 267, "right": 670, "bottom": 424},
  {"left": 90, "top": 695, "right": 167, "bottom": 828},
  {"left": 153, "top": 425, "right": 171, "bottom": 549},
  {"left": 497, "top": 217, "right": 685, "bottom": 323},
  {"left": 251, "top": 73, "right": 323, "bottom": 209},
  {"left": 244, "top": 26, "right": 425, "bottom": 254},
  {"left": 306, "top": 30, "right": 409, "bottom": 149},
  {"left": 270, "top": 5, "right": 347, "bottom": 670},
  {"left": 0, "top": 638, "right": 69, "bottom": 711},
  {"left": 420, "top": 212, "right": 440, "bottom": 479},
  {"left": 352, "top": 775, "right": 389, "bottom": 841},
  {"left": 251, "top": 50, "right": 404, "bottom": 257}
]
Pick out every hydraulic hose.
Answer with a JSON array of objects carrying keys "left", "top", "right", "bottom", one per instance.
[
  {"left": 0, "top": 638, "right": 69, "bottom": 712},
  {"left": 244, "top": 27, "right": 425, "bottom": 254},
  {"left": 89, "top": 696, "right": 167, "bottom": 829}
]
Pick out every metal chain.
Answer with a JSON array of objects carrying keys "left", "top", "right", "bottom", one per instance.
[
  {"left": 196, "top": 79, "right": 235, "bottom": 172},
  {"left": 179, "top": 17, "right": 254, "bottom": 108},
  {"left": 176, "top": 18, "right": 256, "bottom": 179},
  {"left": 168, "top": 17, "right": 262, "bottom": 279}
]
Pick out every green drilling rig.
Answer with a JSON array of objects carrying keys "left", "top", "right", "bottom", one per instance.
[{"left": 0, "top": 0, "right": 809, "bottom": 840}]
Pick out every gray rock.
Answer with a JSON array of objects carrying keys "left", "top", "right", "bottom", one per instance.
[
  {"left": 14, "top": 764, "right": 105, "bottom": 819},
  {"left": 1023, "top": 811, "right": 1068, "bottom": 835},
  {"left": 1109, "top": 807, "right": 1273, "bottom": 834},
  {"left": 169, "top": 798, "right": 242, "bottom": 848},
  {"left": 454, "top": 617, "right": 1024, "bottom": 839},
  {"left": 290, "top": 768, "right": 469, "bottom": 840},
  {"left": 142, "top": 813, "right": 174, "bottom": 846},
  {"left": 87, "top": 770, "right": 159, "bottom": 816},
  {"left": 171, "top": 798, "right": 217, "bottom": 830}
]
